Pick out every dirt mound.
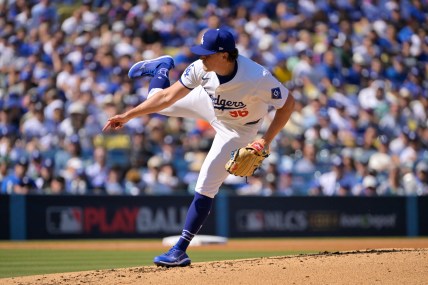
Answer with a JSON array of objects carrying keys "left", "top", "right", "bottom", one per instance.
[{"left": 3, "top": 249, "right": 427, "bottom": 285}]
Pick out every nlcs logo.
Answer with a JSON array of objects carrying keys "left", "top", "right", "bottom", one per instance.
[{"left": 271, "top": 87, "right": 282, "bottom": 99}]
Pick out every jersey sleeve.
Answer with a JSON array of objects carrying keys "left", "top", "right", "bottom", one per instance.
[
  {"left": 256, "top": 69, "right": 289, "bottom": 109},
  {"left": 179, "top": 60, "right": 204, "bottom": 89}
]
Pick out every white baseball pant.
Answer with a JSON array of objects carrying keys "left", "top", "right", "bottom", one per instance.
[{"left": 148, "top": 87, "right": 259, "bottom": 198}]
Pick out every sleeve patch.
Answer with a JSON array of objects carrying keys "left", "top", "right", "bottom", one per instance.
[
  {"left": 271, "top": 87, "right": 282, "bottom": 99},
  {"left": 184, "top": 64, "right": 193, "bottom": 77}
]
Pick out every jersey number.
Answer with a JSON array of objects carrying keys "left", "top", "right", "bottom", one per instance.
[{"left": 229, "top": 109, "right": 249, "bottom": 117}]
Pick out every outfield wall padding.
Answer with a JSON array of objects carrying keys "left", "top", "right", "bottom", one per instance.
[{"left": 1, "top": 195, "right": 426, "bottom": 240}]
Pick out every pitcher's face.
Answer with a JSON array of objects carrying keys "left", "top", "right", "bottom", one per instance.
[{"left": 200, "top": 52, "right": 227, "bottom": 72}]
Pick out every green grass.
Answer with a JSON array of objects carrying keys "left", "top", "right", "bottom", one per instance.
[{"left": 0, "top": 248, "right": 309, "bottom": 278}]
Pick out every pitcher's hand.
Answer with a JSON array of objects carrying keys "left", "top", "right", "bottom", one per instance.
[{"left": 102, "top": 114, "right": 129, "bottom": 132}]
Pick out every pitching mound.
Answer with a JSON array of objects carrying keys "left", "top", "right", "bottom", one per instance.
[{"left": 3, "top": 248, "right": 427, "bottom": 285}]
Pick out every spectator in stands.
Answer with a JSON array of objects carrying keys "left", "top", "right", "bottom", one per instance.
[
  {"left": 157, "top": 163, "right": 181, "bottom": 194},
  {"left": 36, "top": 158, "right": 55, "bottom": 193},
  {"left": 277, "top": 170, "right": 295, "bottom": 196},
  {"left": 54, "top": 134, "right": 82, "bottom": 176},
  {"left": 21, "top": 102, "right": 48, "bottom": 139},
  {"left": 414, "top": 161, "right": 428, "bottom": 196},
  {"left": 85, "top": 146, "right": 109, "bottom": 190},
  {"left": 104, "top": 166, "right": 124, "bottom": 195},
  {"left": 1, "top": 0, "right": 428, "bottom": 196},
  {"left": 1, "top": 157, "right": 32, "bottom": 194},
  {"left": 359, "top": 175, "right": 379, "bottom": 196},
  {"left": 43, "top": 98, "right": 65, "bottom": 140},
  {"left": 293, "top": 142, "right": 317, "bottom": 174},
  {"left": 31, "top": 0, "right": 58, "bottom": 27},
  {"left": 0, "top": 156, "right": 9, "bottom": 185},
  {"left": 143, "top": 156, "right": 175, "bottom": 195},
  {"left": 59, "top": 102, "right": 87, "bottom": 138},
  {"left": 310, "top": 155, "right": 358, "bottom": 196},
  {"left": 14, "top": 176, "right": 37, "bottom": 195},
  {"left": 48, "top": 175, "right": 66, "bottom": 195},
  {"left": 26, "top": 150, "right": 44, "bottom": 181},
  {"left": 124, "top": 167, "right": 145, "bottom": 196},
  {"left": 62, "top": 157, "right": 88, "bottom": 195}
]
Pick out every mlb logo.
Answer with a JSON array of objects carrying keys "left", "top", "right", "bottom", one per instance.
[
  {"left": 271, "top": 87, "right": 282, "bottom": 99},
  {"left": 46, "top": 207, "right": 83, "bottom": 234},
  {"left": 236, "top": 210, "right": 265, "bottom": 231}
]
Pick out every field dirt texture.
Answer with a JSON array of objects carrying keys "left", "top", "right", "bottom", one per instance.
[{"left": 2, "top": 239, "right": 428, "bottom": 285}]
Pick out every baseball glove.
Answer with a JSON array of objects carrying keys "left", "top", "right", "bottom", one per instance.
[{"left": 225, "top": 142, "right": 270, "bottom": 177}]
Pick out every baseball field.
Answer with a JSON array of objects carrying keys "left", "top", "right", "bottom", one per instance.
[{"left": 1, "top": 238, "right": 427, "bottom": 285}]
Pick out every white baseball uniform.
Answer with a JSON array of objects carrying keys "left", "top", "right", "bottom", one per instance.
[{"left": 149, "top": 55, "right": 289, "bottom": 198}]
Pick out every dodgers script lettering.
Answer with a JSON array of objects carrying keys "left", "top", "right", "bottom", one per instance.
[{"left": 210, "top": 94, "right": 246, "bottom": 110}]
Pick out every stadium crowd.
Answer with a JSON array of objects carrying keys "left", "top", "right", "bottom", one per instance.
[{"left": 0, "top": 0, "right": 427, "bottom": 196}]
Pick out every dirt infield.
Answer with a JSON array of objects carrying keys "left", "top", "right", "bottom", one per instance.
[{"left": 2, "top": 239, "right": 428, "bottom": 285}]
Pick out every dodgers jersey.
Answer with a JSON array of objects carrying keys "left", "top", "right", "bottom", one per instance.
[{"left": 179, "top": 55, "right": 289, "bottom": 126}]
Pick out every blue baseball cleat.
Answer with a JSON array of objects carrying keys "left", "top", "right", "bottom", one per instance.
[
  {"left": 153, "top": 247, "right": 191, "bottom": 267},
  {"left": 128, "top": 55, "right": 175, "bottom": 79}
]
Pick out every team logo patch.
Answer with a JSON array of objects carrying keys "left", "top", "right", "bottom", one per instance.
[
  {"left": 271, "top": 87, "right": 282, "bottom": 99},
  {"left": 184, "top": 64, "right": 193, "bottom": 77}
]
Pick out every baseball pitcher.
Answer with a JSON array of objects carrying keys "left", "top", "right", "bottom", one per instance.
[{"left": 103, "top": 28, "right": 295, "bottom": 267}]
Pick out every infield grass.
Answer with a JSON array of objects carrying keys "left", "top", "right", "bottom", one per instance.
[{"left": 0, "top": 247, "right": 310, "bottom": 278}]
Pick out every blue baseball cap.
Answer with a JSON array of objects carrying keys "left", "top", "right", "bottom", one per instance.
[{"left": 190, "top": 28, "right": 236, "bottom": 56}]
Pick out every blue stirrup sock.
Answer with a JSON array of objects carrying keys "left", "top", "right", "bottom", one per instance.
[
  {"left": 174, "top": 192, "right": 214, "bottom": 252},
  {"left": 148, "top": 64, "right": 171, "bottom": 91}
]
